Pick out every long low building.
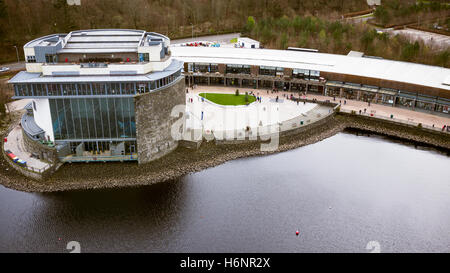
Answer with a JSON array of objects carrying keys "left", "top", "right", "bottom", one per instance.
[{"left": 171, "top": 46, "right": 450, "bottom": 114}]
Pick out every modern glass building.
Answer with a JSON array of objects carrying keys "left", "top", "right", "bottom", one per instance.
[
  {"left": 174, "top": 46, "right": 450, "bottom": 116},
  {"left": 9, "top": 29, "right": 184, "bottom": 162}
]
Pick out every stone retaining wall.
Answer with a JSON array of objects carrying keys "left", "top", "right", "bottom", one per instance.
[
  {"left": 134, "top": 77, "right": 186, "bottom": 164},
  {"left": 1, "top": 143, "right": 43, "bottom": 180},
  {"left": 339, "top": 113, "right": 450, "bottom": 149},
  {"left": 21, "top": 128, "right": 59, "bottom": 163}
]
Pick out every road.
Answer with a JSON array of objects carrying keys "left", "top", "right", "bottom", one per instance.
[
  {"left": 387, "top": 28, "right": 450, "bottom": 48},
  {"left": 171, "top": 33, "right": 241, "bottom": 45},
  {"left": 0, "top": 61, "right": 25, "bottom": 72}
]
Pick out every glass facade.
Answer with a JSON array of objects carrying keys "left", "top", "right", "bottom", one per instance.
[
  {"left": 49, "top": 97, "right": 135, "bottom": 141},
  {"left": 293, "top": 68, "right": 320, "bottom": 80},
  {"left": 226, "top": 64, "right": 250, "bottom": 74},
  {"left": 12, "top": 68, "right": 182, "bottom": 98},
  {"left": 188, "top": 63, "right": 219, "bottom": 73},
  {"left": 184, "top": 61, "right": 450, "bottom": 116}
]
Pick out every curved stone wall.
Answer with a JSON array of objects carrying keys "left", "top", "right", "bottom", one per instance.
[
  {"left": 134, "top": 77, "right": 186, "bottom": 164},
  {"left": 22, "top": 128, "right": 58, "bottom": 163}
]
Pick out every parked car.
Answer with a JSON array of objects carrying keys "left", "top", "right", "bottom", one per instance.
[{"left": 0, "top": 67, "right": 10, "bottom": 73}]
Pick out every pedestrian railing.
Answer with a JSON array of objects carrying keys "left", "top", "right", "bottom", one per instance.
[
  {"left": 25, "top": 164, "right": 50, "bottom": 173},
  {"left": 340, "top": 108, "right": 450, "bottom": 134}
]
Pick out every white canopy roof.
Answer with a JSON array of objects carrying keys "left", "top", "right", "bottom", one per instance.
[{"left": 171, "top": 47, "right": 450, "bottom": 91}]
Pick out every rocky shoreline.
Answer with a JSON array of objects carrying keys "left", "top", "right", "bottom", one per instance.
[{"left": 0, "top": 113, "right": 449, "bottom": 193}]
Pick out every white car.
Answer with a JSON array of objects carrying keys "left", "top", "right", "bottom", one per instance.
[{"left": 0, "top": 67, "right": 10, "bottom": 73}]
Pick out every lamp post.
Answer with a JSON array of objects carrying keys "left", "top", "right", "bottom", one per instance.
[{"left": 13, "top": 45, "right": 20, "bottom": 63}]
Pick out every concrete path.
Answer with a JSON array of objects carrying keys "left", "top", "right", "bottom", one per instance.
[
  {"left": 6, "top": 98, "right": 31, "bottom": 113},
  {"left": 306, "top": 93, "right": 450, "bottom": 129},
  {"left": 184, "top": 86, "right": 335, "bottom": 141},
  {"left": 4, "top": 124, "right": 50, "bottom": 171},
  {"left": 187, "top": 85, "right": 450, "bottom": 130},
  {"left": 186, "top": 91, "right": 317, "bottom": 131}
]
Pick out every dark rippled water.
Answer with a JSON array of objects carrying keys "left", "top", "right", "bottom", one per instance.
[{"left": 0, "top": 133, "right": 449, "bottom": 253}]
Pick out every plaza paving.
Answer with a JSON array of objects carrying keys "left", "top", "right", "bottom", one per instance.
[
  {"left": 184, "top": 86, "right": 333, "bottom": 141},
  {"left": 306, "top": 93, "right": 450, "bottom": 130},
  {"left": 6, "top": 98, "right": 31, "bottom": 113},
  {"left": 186, "top": 86, "right": 450, "bottom": 136},
  {"left": 4, "top": 124, "right": 50, "bottom": 171}
]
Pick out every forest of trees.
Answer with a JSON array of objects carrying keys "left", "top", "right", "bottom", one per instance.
[
  {"left": 0, "top": 0, "right": 368, "bottom": 63},
  {"left": 372, "top": 0, "right": 450, "bottom": 28},
  {"left": 244, "top": 15, "right": 449, "bottom": 67},
  {"left": 0, "top": 0, "right": 448, "bottom": 67}
]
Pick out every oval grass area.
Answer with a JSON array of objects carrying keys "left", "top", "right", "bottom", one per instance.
[{"left": 199, "top": 93, "right": 256, "bottom": 106}]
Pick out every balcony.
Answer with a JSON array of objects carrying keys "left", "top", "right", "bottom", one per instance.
[{"left": 40, "top": 59, "right": 172, "bottom": 76}]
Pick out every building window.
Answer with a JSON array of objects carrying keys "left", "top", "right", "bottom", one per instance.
[
  {"left": 260, "top": 66, "right": 277, "bottom": 76},
  {"left": 26, "top": 56, "right": 36, "bottom": 63},
  {"left": 45, "top": 54, "right": 57, "bottom": 63},
  {"left": 139, "top": 53, "right": 149, "bottom": 62},
  {"left": 226, "top": 64, "right": 250, "bottom": 74},
  {"left": 210, "top": 64, "right": 219, "bottom": 73}
]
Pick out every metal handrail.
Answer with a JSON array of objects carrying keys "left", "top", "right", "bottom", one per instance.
[{"left": 340, "top": 108, "right": 450, "bottom": 134}]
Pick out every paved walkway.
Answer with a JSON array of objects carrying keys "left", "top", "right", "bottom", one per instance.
[
  {"left": 188, "top": 86, "right": 450, "bottom": 130},
  {"left": 6, "top": 98, "right": 31, "bottom": 113},
  {"left": 306, "top": 93, "right": 450, "bottom": 129},
  {"left": 184, "top": 86, "right": 334, "bottom": 141},
  {"left": 4, "top": 124, "right": 50, "bottom": 171}
]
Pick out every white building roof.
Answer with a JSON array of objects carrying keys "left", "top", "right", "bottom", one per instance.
[
  {"left": 171, "top": 47, "right": 450, "bottom": 91},
  {"left": 238, "top": 37, "right": 260, "bottom": 44},
  {"left": 9, "top": 60, "right": 183, "bottom": 84},
  {"left": 24, "top": 29, "right": 171, "bottom": 55}
]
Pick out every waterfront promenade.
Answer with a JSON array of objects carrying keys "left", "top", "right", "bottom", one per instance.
[
  {"left": 3, "top": 124, "right": 50, "bottom": 172},
  {"left": 185, "top": 86, "right": 334, "bottom": 142},
  {"left": 189, "top": 85, "right": 450, "bottom": 131}
]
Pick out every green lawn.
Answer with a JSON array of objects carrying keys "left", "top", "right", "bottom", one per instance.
[{"left": 199, "top": 93, "right": 256, "bottom": 106}]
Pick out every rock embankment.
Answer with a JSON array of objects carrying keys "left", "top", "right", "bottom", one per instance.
[
  {"left": 339, "top": 113, "right": 450, "bottom": 150},
  {"left": 0, "top": 113, "right": 448, "bottom": 193}
]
